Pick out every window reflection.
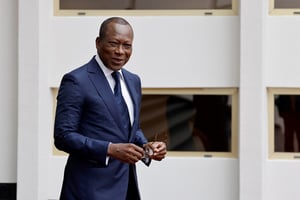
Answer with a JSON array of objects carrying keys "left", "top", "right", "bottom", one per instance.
[
  {"left": 275, "top": 95, "right": 300, "bottom": 152},
  {"left": 274, "top": 0, "right": 300, "bottom": 9},
  {"left": 59, "top": 0, "right": 232, "bottom": 10},
  {"left": 140, "top": 94, "right": 232, "bottom": 152}
]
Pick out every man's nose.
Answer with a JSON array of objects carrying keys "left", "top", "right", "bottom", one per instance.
[{"left": 115, "top": 44, "right": 125, "bottom": 54}]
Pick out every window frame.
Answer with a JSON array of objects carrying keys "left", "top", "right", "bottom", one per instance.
[
  {"left": 269, "top": 0, "right": 300, "bottom": 15},
  {"left": 268, "top": 88, "right": 300, "bottom": 159},
  {"left": 54, "top": 0, "right": 239, "bottom": 16},
  {"left": 142, "top": 88, "right": 238, "bottom": 158}
]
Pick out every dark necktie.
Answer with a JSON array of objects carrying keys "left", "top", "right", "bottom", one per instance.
[{"left": 112, "top": 71, "right": 131, "bottom": 135}]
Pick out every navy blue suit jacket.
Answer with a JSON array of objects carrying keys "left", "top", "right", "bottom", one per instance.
[{"left": 54, "top": 57, "right": 148, "bottom": 200}]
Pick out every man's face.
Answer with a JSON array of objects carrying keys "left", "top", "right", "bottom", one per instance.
[{"left": 96, "top": 22, "right": 133, "bottom": 71}]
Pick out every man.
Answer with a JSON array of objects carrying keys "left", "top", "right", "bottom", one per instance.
[{"left": 54, "top": 17, "right": 167, "bottom": 200}]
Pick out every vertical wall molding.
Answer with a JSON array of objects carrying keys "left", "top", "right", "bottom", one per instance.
[{"left": 239, "top": 0, "right": 268, "bottom": 200}]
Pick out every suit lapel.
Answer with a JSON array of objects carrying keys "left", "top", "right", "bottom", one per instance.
[
  {"left": 86, "top": 58, "right": 125, "bottom": 134},
  {"left": 122, "top": 70, "right": 139, "bottom": 140}
]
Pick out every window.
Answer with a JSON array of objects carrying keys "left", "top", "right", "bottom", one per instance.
[
  {"left": 52, "top": 87, "right": 238, "bottom": 158},
  {"left": 140, "top": 88, "right": 238, "bottom": 157},
  {"left": 268, "top": 88, "right": 300, "bottom": 159},
  {"left": 270, "top": 0, "right": 300, "bottom": 15},
  {"left": 54, "top": 0, "right": 238, "bottom": 16}
]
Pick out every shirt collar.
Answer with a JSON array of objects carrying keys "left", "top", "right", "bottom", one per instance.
[{"left": 95, "top": 54, "right": 124, "bottom": 80}]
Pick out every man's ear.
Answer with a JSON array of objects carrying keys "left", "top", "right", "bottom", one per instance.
[{"left": 95, "top": 37, "right": 101, "bottom": 47}]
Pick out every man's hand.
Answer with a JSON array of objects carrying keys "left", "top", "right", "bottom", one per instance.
[
  {"left": 143, "top": 141, "right": 167, "bottom": 161},
  {"left": 107, "top": 143, "right": 144, "bottom": 164}
]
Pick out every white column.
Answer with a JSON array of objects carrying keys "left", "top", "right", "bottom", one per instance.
[
  {"left": 18, "top": 0, "right": 52, "bottom": 199},
  {"left": 239, "top": 0, "right": 268, "bottom": 200},
  {"left": 18, "top": 0, "right": 39, "bottom": 198},
  {"left": 18, "top": 0, "right": 53, "bottom": 198}
]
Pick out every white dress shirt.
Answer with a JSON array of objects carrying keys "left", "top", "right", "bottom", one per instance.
[{"left": 95, "top": 54, "right": 134, "bottom": 125}]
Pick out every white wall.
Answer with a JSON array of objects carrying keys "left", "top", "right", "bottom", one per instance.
[
  {"left": 47, "top": 10, "right": 240, "bottom": 200},
  {"left": 265, "top": 15, "right": 300, "bottom": 200},
  {"left": 15, "top": 0, "right": 300, "bottom": 200},
  {"left": 48, "top": 16, "right": 239, "bottom": 88},
  {"left": 47, "top": 15, "right": 240, "bottom": 200},
  {"left": 267, "top": 17, "right": 300, "bottom": 86},
  {"left": 0, "top": 0, "right": 18, "bottom": 183}
]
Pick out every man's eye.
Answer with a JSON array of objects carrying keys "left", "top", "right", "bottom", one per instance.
[
  {"left": 107, "top": 41, "right": 132, "bottom": 49},
  {"left": 108, "top": 42, "right": 118, "bottom": 47},
  {"left": 123, "top": 44, "right": 132, "bottom": 49}
]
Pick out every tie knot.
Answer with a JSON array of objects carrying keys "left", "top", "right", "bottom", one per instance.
[
  {"left": 112, "top": 71, "right": 121, "bottom": 95},
  {"left": 112, "top": 71, "right": 121, "bottom": 83}
]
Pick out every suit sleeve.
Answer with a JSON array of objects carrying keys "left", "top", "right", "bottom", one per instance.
[{"left": 54, "top": 73, "right": 109, "bottom": 166}]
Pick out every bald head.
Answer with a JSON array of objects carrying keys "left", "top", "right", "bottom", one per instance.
[{"left": 99, "top": 17, "right": 133, "bottom": 40}]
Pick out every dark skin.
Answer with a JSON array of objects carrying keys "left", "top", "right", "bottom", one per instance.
[{"left": 95, "top": 21, "right": 167, "bottom": 164}]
